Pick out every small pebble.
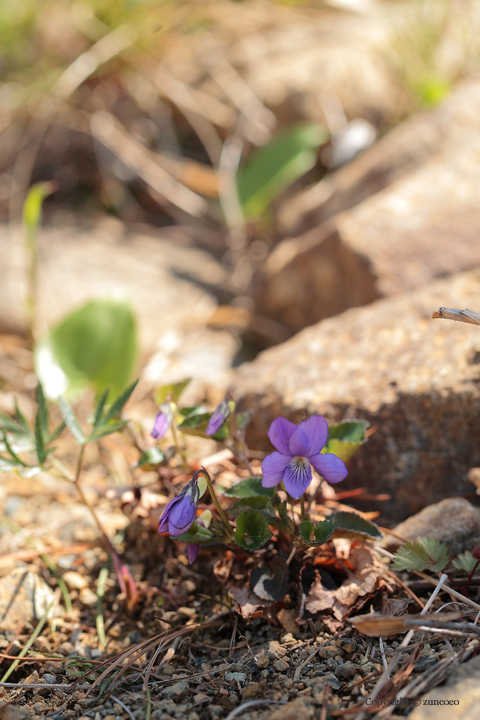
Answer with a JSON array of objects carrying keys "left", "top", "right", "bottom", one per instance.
[
  {"left": 273, "top": 658, "right": 290, "bottom": 672},
  {"left": 42, "top": 673, "right": 56, "bottom": 684}
]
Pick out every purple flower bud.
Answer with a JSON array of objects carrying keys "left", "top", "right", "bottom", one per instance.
[
  {"left": 151, "top": 402, "right": 173, "bottom": 440},
  {"left": 206, "top": 400, "right": 231, "bottom": 436},
  {"left": 158, "top": 477, "right": 200, "bottom": 536},
  {"left": 187, "top": 544, "right": 200, "bottom": 564}
]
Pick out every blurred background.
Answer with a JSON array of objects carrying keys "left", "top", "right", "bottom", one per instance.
[{"left": 2, "top": 0, "right": 480, "bottom": 400}]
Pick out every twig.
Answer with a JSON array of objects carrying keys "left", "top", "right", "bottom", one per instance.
[
  {"left": 432, "top": 307, "right": 480, "bottom": 326},
  {"left": 110, "top": 695, "right": 136, "bottom": 720}
]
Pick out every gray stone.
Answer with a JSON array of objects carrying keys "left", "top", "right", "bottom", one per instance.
[
  {"left": 162, "top": 681, "right": 189, "bottom": 698},
  {"left": 334, "top": 662, "right": 357, "bottom": 680},
  {"left": 233, "top": 269, "right": 480, "bottom": 521},
  {"left": 384, "top": 498, "right": 480, "bottom": 556},
  {"left": 0, "top": 569, "right": 59, "bottom": 630},
  {"left": 256, "top": 81, "right": 480, "bottom": 335},
  {"left": 0, "top": 705, "right": 30, "bottom": 720},
  {"left": 410, "top": 655, "right": 480, "bottom": 719}
]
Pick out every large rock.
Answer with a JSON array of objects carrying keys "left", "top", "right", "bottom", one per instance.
[
  {"left": 410, "top": 654, "right": 480, "bottom": 720},
  {"left": 257, "top": 81, "right": 480, "bottom": 335},
  {"left": 233, "top": 269, "right": 480, "bottom": 522}
]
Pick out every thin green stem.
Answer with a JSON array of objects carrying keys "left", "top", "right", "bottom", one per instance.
[
  {"left": 300, "top": 496, "right": 306, "bottom": 522},
  {"left": 199, "top": 468, "right": 233, "bottom": 539},
  {"left": 171, "top": 417, "right": 188, "bottom": 469}
]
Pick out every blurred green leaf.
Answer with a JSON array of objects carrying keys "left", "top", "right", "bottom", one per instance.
[
  {"left": 300, "top": 518, "right": 337, "bottom": 546},
  {"left": 177, "top": 407, "right": 229, "bottom": 441},
  {"left": 136, "top": 446, "right": 168, "bottom": 470},
  {"left": 102, "top": 379, "right": 138, "bottom": 425},
  {"left": 327, "top": 420, "right": 369, "bottom": 443},
  {"left": 58, "top": 396, "right": 85, "bottom": 444},
  {"left": 23, "top": 182, "right": 55, "bottom": 250},
  {"left": 175, "top": 522, "right": 213, "bottom": 545},
  {"left": 391, "top": 537, "right": 449, "bottom": 573},
  {"left": 37, "top": 299, "right": 137, "bottom": 398},
  {"left": 237, "top": 123, "right": 327, "bottom": 220},
  {"left": 222, "top": 476, "right": 275, "bottom": 499},
  {"left": 93, "top": 389, "right": 110, "bottom": 429},
  {"left": 154, "top": 379, "right": 190, "bottom": 406},
  {"left": 234, "top": 509, "right": 272, "bottom": 550},
  {"left": 330, "top": 511, "right": 382, "bottom": 540},
  {"left": 452, "top": 551, "right": 478, "bottom": 574},
  {"left": 324, "top": 419, "right": 369, "bottom": 461}
]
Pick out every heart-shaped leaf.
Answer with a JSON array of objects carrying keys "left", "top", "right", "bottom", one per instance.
[
  {"left": 222, "top": 476, "right": 275, "bottom": 499},
  {"left": 300, "top": 519, "right": 337, "bottom": 546},
  {"left": 234, "top": 510, "right": 273, "bottom": 551},
  {"left": 330, "top": 511, "right": 382, "bottom": 540}
]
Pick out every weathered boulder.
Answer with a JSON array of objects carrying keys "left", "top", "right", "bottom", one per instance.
[
  {"left": 233, "top": 269, "right": 480, "bottom": 522},
  {"left": 410, "top": 654, "right": 480, "bottom": 720},
  {"left": 258, "top": 81, "right": 480, "bottom": 335},
  {"left": 383, "top": 498, "right": 480, "bottom": 557}
]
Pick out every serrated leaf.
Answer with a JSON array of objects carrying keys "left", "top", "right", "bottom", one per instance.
[
  {"left": 154, "top": 379, "right": 190, "bottom": 406},
  {"left": 300, "top": 519, "right": 337, "bottom": 546},
  {"left": 330, "top": 511, "right": 382, "bottom": 540},
  {"left": 234, "top": 510, "right": 273, "bottom": 551},
  {"left": 277, "top": 500, "right": 294, "bottom": 531},
  {"left": 222, "top": 477, "right": 275, "bottom": 499},
  {"left": 174, "top": 522, "right": 213, "bottom": 545},
  {"left": 391, "top": 537, "right": 449, "bottom": 573},
  {"left": 237, "top": 123, "right": 328, "bottom": 219},
  {"left": 231, "top": 496, "right": 275, "bottom": 515},
  {"left": 250, "top": 557, "right": 288, "bottom": 602},
  {"left": 452, "top": 551, "right": 478, "bottom": 574},
  {"left": 57, "top": 396, "right": 85, "bottom": 444},
  {"left": 0, "top": 416, "right": 23, "bottom": 435}
]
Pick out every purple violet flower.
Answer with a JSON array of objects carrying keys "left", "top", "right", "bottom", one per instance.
[
  {"left": 206, "top": 400, "right": 231, "bottom": 436},
  {"left": 158, "top": 477, "right": 200, "bottom": 536},
  {"left": 151, "top": 402, "right": 174, "bottom": 440},
  {"left": 261, "top": 416, "right": 348, "bottom": 499}
]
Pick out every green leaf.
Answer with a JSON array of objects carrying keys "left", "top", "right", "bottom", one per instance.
[
  {"left": 237, "top": 123, "right": 328, "bottom": 220},
  {"left": 34, "top": 411, "right": 47, "bottom": 465},
  {"left": 300, "top": 518, "right": 337, "bottom": 546},
  {"left": 277, "top": 500, "right": 294, "bottom": 531},
  {"left": 23, "top": 182, "right": 54, "bottom": 249},
  {"left": 330, "top": 511, "right": 382, "bottom": 540},
  {"left": 36, "top": 383, "right": 49, "bottom": 441},
  {"left": 154, "top": 379, "right": 190, "bottom": 406},
  {"left": 327, "top": 420, "right": 369, "bottom": 443},
  {"left": 1, "top": 430, "right": 28, "bottom": 467},
  {"left": 136, "top": 446, "right": 166, "bottom": 470},
  {"left": 222, "top": 476, "right": 275, "bottom": 499},
  {"left": 37, "top": 299, "right": 137, "bottom": 398},
  {"left": 391, "top": 537, "right": 450, "bottom": 573},
  {"left": 177, "top": 407, "right": 229, "bottom": 441},
  {"left": 234, "top": 509, "right": 273, "bottom": 551},
  {"left": 452, "top": 551, "right": 479, "bottom": 574},
  {"left": 236, "top": 411, "right": 253, "bottom": 432},
  {"left": 57, "top": 397, "right": 85, "bottom": 444},
  {"left": 174, "top": 522, "right": 214, "bottom": 545},
  {"left": 250, "top": 557, "right": 288, "bottom": 602},
  {"left": 88, "top": 421, "right": 128, "bottom": 442},
  {"left": 14, "top": 401, "right": 31, "bottom": 439},
  {"left": 231, "top": 496, "right": 275, "bottom": 516},
  {"left": 102, "top": 380, "right": 138, "bottom": 425},
  {"left": 324, "top": 419, "right": 369, "bottom": 462},
  {"left": 93, "top": 389, "right": 110, "bottom": 429}
]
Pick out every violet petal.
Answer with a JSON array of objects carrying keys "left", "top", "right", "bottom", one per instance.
[
  {"left": 167, "top": 493, "right": 197, "bottom": 535},
  {"left": 158, "top": 496, "right": 176, "bottom": 533},
  {"left": 288, "top": 416, "right": 328, "bottom": 457},
  {"left": 282, "top": 457, "right": 313, "bottom": 499},
  {"left": 151, "top": 404, "right": 172, "bottom": 439},
  {"left": 261, "top": 451, "right": 290, "bottom": 488},
  {"left": 267, "top": 417, "right": 297, "bottom": 455},
  {"left": 310, "top": 452, "right": 348, "bottom": 484}
]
